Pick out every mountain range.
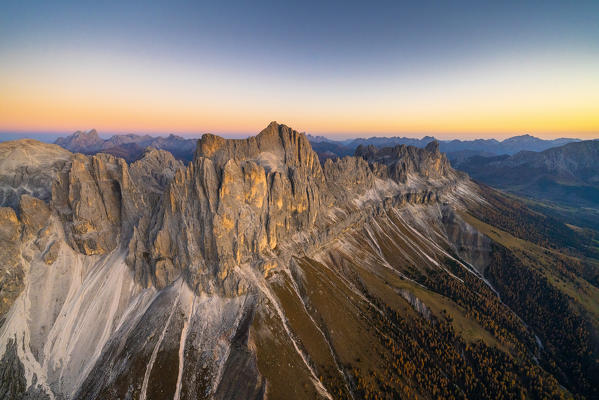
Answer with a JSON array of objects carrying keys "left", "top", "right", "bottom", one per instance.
[
  {"left": 0, "top": 122, "right": 597, "bottom": 399},
  {"left": 306, "top": 133, "right": 599, "bottom": 232},
  {"left": 306, "top": 133, "right": 580, "bottom": 161},
  {"left": 54, "top": 129, "right": 197, "bottom": 162},
  {"left": 52, "top": 130, "right": 580, "bottom": 166},
  {"left": 454, "top": 140, "right": 599, "bottom": 229}
]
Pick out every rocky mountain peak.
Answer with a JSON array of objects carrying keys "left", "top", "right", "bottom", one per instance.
[
  {"left": 425, "top": 139, "right": 440, "bottom": 153},
  {"left": 136, "top": 122, "right": 328, "bottom": 293},
  {"left": 355, "top": 140, "right": 454, "bottom": 183},
  {"left": 196, "top": 122, "right": 320, "bottom": 174},
  {"left": 55, "top": 129, "right": 104, "bottom": 152}
]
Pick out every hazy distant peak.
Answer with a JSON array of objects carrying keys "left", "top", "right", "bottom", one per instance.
[
  {"left": 75, "top": 128, "right": 98, "bottom": 136},
  {"left": 508, "top": 133, "right": 534, "bottom": 139},
  {"left": 501, "top": 134, "right": 540, "bottom": 143},
  {"left": 54, "top": 129, "right": 104, "bottom": 152},
  {"left": 308, "top": 132, "right": 583, "bottom": 160},
  {"left": 70, "top": 129, "right": 100, "bottom": 140},
  {"left": 53, "top": 129, "right": 198, "bottom": 162},
  {"left": 306, "top": 134, "right": 331, "bottom": 143}
]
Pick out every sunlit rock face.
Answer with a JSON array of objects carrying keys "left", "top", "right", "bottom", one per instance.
[
  {"left": 131, "top": 122, "right": 460, "bottom": 295},
  {"left": 0, "top": 122, "right": 487, "bottom": 400},
  {"left": 129, "top": 122, "right": 329, "bottom": 294}
]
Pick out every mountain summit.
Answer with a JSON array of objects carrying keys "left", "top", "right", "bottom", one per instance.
[{"left": 54, "top": 129, "right": 104, "bottom": 152}]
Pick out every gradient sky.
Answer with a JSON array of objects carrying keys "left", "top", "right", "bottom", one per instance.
[{"left": 1, "top": 0, "right": 598, "bottom": 139}]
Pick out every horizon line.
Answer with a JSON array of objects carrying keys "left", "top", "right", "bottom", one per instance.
[{"left": 1, "top": 129, "right": 596, "bottom": 143}]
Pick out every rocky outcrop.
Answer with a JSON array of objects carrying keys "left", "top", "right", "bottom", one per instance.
[
  {"left": 0, "top": 140, "right": 72, "bottom": 209},
  {"left": 442, "top": 209, "right": 492, "bottom": 274},
  {"left": 51, "top": 153, "right": 126, "bottom": 255},
  {"left": 128, "top": 122, "right": 327, "bottom": 293},
  {"left": 0, "top": 207, "right": 24, "bottom": 321},
  {"left": 399, "top": 289, "right": 432, "bottom": 321},
  {"left": 48, "top": 149, "right": 183, "bottom": 257},
  {"left": 1, "top": 125, "right": 465, "bottom": 297},
  {"left": 19, "top": 195, "right": 51, "bottom": 238},
  {"left": 322, "top": 156, "right": 377, "bottom": 205},
  {"left": 355, "top": 140, "right": 455, "bottom": 183},
  {"left": 0, "top": 339, "right": 27, "bottom": 399},
  {"left": 0, "top": 193, "right": 60, "bottom": 321}
]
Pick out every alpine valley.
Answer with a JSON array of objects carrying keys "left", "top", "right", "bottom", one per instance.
[{"left": 1, "top": 122, "right": 598, "bottom": 400}]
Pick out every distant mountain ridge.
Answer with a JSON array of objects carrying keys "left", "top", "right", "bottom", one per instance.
[
  {"left": 306, "top": 133, "right": 581, "bottom": 160},
  {"left": 455, "top": 139, "right": 599, "bottom": 229},
  {"left": 456, "top": 139, "right": 599, "bottom": 202},
  {"left": 54, "top": 129, "right": 197, "bottom": 161}
]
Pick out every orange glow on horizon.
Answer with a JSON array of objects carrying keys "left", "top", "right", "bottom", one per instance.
[
  {"left": 2, "top": 93, "right": 597, "bottom": 139},
  {"left": 1, "top": 49, "right": 598, "bottom": 140}
]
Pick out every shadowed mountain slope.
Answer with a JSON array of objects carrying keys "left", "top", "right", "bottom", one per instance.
[{"left": 454, "top": 140, "right": 599, "bottom": 230}]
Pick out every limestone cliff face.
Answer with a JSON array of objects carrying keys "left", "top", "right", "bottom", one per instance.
[
  {"left": 0, "top": 123, "right": 465, "bottom": 298},
  {"left": 49, "top": 149, "right": 183, "bottom": 257},
  {"left": 51, "top": 154, "right": 124, "bottom": 255},
  {"left": 0, "top": 207, "right": 23, "bottom": 320},
  {"left": 0, "top": 139, "right": 72, "bottom": 209},
  {"left": 0, "top": 194, "right": 57, "bottom": 320},
  {"left": 129, "top": 122, "right": 327, "bottom": 293},
  {"left": 198, "top": 121, "right": 325, "bottom": 251},
  {"left": 355, "top": 140, "right": 455, "bottom": 183},
  {"left": 322, "top": 156, "right": 377, "bottom": 204},
  {"left": 126, "top": 123, "right": 468, "bottom": 295}
]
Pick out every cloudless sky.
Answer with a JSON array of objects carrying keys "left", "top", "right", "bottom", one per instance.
[{"left": 1, "top": 0, "right": 598, "bottom": 139}]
